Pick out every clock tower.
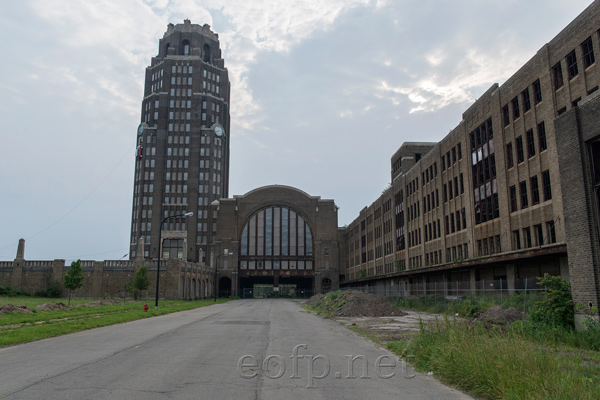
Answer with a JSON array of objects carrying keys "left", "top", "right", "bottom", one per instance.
[{"left": 129, "top": 20, "right": 230, "bottom": 263}]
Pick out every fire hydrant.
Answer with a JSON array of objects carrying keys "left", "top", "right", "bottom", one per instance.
[{"left": 144, "top": 303, "right": 149, "bottom": 312}]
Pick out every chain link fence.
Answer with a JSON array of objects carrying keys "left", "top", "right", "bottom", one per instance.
[{"left": 237, "top": 277, "right": 549, "bottom": 314}]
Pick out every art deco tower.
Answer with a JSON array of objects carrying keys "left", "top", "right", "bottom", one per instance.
[{"left": 130, "top": 20, "right": 230, "bottom": 263}]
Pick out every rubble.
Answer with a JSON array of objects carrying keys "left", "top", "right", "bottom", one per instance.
[
  {"left": 0, "top": 305, "right": 33, "bottom": 314},
  {"left": 307, "top": 290, "right": 406, "bottom": 317}
]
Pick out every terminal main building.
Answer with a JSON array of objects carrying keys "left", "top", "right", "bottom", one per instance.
[{"left": 2, "top": 2, "right": 600, "bottom": 324}]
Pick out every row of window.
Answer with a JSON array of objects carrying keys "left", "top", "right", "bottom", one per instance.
[
  {"left": 408, "top": 255, "right": 422, "bottom": 268},
  {"left": 422, "top": 161, "right": 438, "bottom": 185},
  {"left": 203, "top": 69, "right": 220, "bottom": 82},
  {"left": 170, "top": 76, "right": 192, "bottom": 86},
  {"left": 170, "top": 88, "right": 192, "bottom": 97},
  {"left": 151, "top": 68, "right": 165, "bottom": 81},
  {"left": 442, "top": 143, "right": 462, "bottom": 171},
  {"left": 445, "top": 208, "right": 467, "bottom": 235},
  {"left": 167, "top": 135, "right": 190, "bottom": 144},
  {"left": 509, "top": 171, "right": 552, "bottom": 212},
  {"left": 166, "top": 159, "right": 189, "bottom": 168},
  {"left": 445, "top": 244, "right": 468, "bottom": 263},
  {"left": 164, "top": 196, "right": 188, "bottom": 205},
  {"left": 425, "top": 250, "right": 443, "bottom": 266},
  {"left": 165, "top": 171, "right": 188, "bottom": 181},
  {"left": 374, "top": 240, "right": 394, "bottom": 258},
  {"left": 203, "top": 80, "right": 221, "bottom": 94},
  {"left": 443, "top": 174, "right": 465, "bottom": 202},
  {"left": 502, "top": 79, "right": 542, "bottom": 127},
  {"left": 168, "top": 123, "right": 191, "bottom": 132},
  {"left": 407, "top": 177, "right": 419, "bottom": 196},
  {"left": 424, "top": 220, "right": 441, "bottom": 242},
  {"left": 407, "top": 227, "right": 421, "bottom": 248},
  {"left": 423, "top": 189, "right": 439, "bottom": 214},
  {"left": 506, "top": 121, "right": 547, "bottom": 168},
  {"left": 171, "top": 64, "right": 193, "bottom": 75},
  {"left": 553, "top": 35, "right": 596, "bottom": 90},
  {"left": 475, "top": 235, "right": 500, "bottom": 258},
  {"left": 512, "top": 221, "right": 557, "bottom": 250},
  {"left": 169, "top": 100, "right": 192, "bottom": 109}
]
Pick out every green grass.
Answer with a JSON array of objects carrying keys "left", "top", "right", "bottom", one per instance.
[
  {"left": 386, "top": 318, "right": 600, "bottom": 400},
  {"left": 0, "top": 297, "right": 231, "bottom": 347},
  {"left": 395, "top": 292, "right": 547, "bottom": 317}
]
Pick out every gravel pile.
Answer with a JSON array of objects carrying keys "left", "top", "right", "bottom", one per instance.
[
  {"left": 0, "top": 305, "right": 33, "bottom": 314},
  {"left": 472, "top": 306, "right": 524, "bottom": 327},
  {"left": 307, "top": 290, "right": 406, "bottom": 317}
]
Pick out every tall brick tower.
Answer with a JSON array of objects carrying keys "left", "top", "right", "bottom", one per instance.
[{"left": 130, "top": 20, "right": 230, "bottom": 263}]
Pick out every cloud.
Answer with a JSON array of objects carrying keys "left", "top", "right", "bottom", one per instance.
[
  {"left": 203, "top": 0, "right": 375, "bottom": 132},
  {"left": 375, "top": 32, "right": 534, "bottom": 113}
]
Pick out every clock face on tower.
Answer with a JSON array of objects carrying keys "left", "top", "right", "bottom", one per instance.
[{"left": 213, "top": 124, "right": 224, "bottom": 137}]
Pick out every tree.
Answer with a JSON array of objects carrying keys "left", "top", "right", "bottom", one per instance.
[
  {"left": 63, "top": 259, "right": 84, "bottom": 306},
  {"left": 531, "top": 274, "right": 575, "bottom": 329},
  {"left": 126, "top": 265, "right": 152, "bottom": 300}
]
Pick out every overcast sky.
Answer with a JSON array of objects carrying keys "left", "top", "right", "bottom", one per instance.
[{"left": 0, "top": 0, "right": 593, "bottom": 261}]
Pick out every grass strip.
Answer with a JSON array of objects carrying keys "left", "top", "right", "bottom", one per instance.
[
  {"left": 386, "top": 318, "right": 600, "bottom": 400},
  {"left": 0, "top": 297, "right": 230, "bottom": 347}
]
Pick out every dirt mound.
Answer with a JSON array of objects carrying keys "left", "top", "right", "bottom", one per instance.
[
  {"left": 307, "top": 290, "right": 406, "bottom": 317},
  {"left": 0, "top": 305, "right": 33, "bottom": 314},
  {"left": 305, "top": 293, "right": 325, "bottom": 307},
  {"left": 35, "top": 302, "right": 69, "bottom": 311},
  {"left": 74, "top": 299, "right": 124, "bottom": 307},
  {"left": 472, "top": 306, "right": 524, "bottom": 327}
]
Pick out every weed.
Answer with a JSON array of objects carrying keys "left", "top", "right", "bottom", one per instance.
[{"left": 395, "top": 319, "right": 600, "bottom": 400}]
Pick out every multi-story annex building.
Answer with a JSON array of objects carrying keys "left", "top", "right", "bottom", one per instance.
[
  {"left": 130, "top": 20, "right": 230, "bottom": 264},
  {"left": 340, "top": 1, "right": 600, "bottom": 325}
]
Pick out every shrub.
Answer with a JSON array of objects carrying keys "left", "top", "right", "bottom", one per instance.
[
  {"left": 34, "top": 281, "right": 62, "bottom": 298},
  {"left": 530, "top": 274, "right": 574, "bottom": 329},
  {"left": 125, "top": 265, "right": 152, "bottom": 300},
  {"left": 0, "top": 285, "right": 30, "bottom": 297}
]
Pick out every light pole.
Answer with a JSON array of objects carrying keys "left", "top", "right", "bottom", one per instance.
[
  {"left": 155, "top": 211, "right": 193, "bottom": 310},
  {"left": 214, "top": 250, "right": 233, "bottom": 302}
]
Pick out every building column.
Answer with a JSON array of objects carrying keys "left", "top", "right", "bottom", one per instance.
[
  {"left": 470, "top": 268, "right": 476, "bottom": 296},
  {"left": 555, "top": 105, "right": 600, "bottom": 328},
  {"left": 506, "top": 264, "right": 516, "bottom": 295}
]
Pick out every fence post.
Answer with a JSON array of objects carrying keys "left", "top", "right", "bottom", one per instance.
[
  {"left": 524, "top": 278, "right": 528, "bottom": 313},
  {"left": 500, "top": 278, "right": 503, "bottom": 308},
  {"left": 483, "top": 279, "right": 485, "bottom": 302}
]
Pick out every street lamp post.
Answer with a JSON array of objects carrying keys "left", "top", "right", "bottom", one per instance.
[
  {"left": 214, "top": 250, "right": 233, "bottom": 302},
  {"left": 155, "top": 211, "right": 193, "bottom": 310}
]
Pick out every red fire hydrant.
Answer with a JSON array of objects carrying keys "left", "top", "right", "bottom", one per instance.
[{"left": 144, "top": 303, "right": 149, "bottom": 312}]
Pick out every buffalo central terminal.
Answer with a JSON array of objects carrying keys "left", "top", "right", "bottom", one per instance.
[{"left": 2, "top": 1, "right": 600, "bottom": 326}]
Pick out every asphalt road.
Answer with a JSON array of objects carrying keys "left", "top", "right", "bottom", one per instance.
[{"left": 0, "top": 299, "right": 473, "bottom": 399}]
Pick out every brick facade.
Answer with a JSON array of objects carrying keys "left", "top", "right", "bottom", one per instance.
[
  {"left": 210, "top": 185, "right": 340, "bottom": 296},
  {"left": 0, "top": 243, "right": 214, "bottom": 300},
  {"left": 341, "top": 1, "right": 600, "bottom": 325}
]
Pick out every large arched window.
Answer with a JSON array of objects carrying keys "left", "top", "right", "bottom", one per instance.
[
  {"left": 203, "top": 44, "right": 210, "bottom": 62},
  {"left": 240, "top": 207, "right": 313, "bottom": 270},
  {"left": 182, "top": 40, "right": 190, "bottom": 56}
]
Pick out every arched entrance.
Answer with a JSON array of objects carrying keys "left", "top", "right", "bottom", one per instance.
[
  {"left": 322, "top": 278, "right": 332, "bottom": 291},
  {"left": 238, "top": 206, "right": 314, "bottom": 297},
  {"left": 218, "top": 276, "right": 232, "bottom": 298}
]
